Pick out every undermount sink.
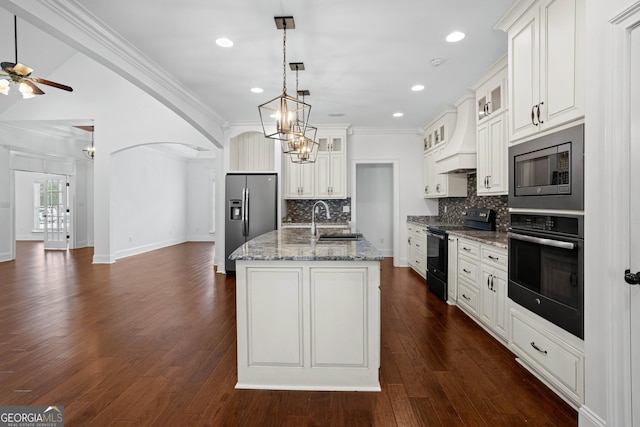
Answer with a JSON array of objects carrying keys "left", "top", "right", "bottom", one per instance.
[{"left": 317, "top": 232, "right": 362, "bottom": 242}]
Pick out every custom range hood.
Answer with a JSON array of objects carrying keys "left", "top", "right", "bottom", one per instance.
[{"left": 436, "top": 92, "right": 477, "bottom": 174}]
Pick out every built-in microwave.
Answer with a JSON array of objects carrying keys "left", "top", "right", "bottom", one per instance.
[{"left": 509, "top": 124, "right": 584, "bottom": 210}]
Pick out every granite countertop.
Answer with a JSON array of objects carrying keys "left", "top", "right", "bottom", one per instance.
[
  {"left": 281, "top": 222, "right": 350, "bottom": 228},
  {"left": 447, "top": 229, "right": 508, "bottom": 249},
  {"left": 406, "top": 216, "right": 508, "bottom": 249},
  {"left": 229, "top": 229, "right": 384, "bottom": 262}
]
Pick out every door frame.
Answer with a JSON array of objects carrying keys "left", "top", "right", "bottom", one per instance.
[
  {"left": 590, "top": 3, "right": 640, "bottom": 426},
  {"left": 351, "top": 159, "right": 399, "bottom": 264}
]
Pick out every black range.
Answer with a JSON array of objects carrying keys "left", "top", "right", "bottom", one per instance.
[{"left": 426, "top": 208, "right": 496, "bottom": 302}]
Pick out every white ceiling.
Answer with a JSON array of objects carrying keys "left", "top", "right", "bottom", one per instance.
[{"left": 0, "top": 0, "right": 516, "bottom": 142}]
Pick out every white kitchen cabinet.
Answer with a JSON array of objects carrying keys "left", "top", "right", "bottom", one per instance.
[
  {"left": 475, "top": 62, "right": 507, "bottom": 124},
  {"left": 456, "top": 238, "right": 481, "bottom": 317},
  {"left": 497, "top": 0, "right": 584, "bottom": 143},
  {"left": 455, "top": 238, "right": 509, "bottom": 342},
  {"left": 284, "top": 129, "right": 347, "bottom": 200},
  {"left": 407, "top": 223, "right": 427, "bottom": 278},
  {"left": 477, "top": 113, "right": 508, "bottom": 195},
  {"left": 423, "top": 147, "right": 467, "bottom": 198},
  {"left": 423, "top": 150, "right": 435, "bottom": 197},
  {"left": 472, "top": 57, "right": 509, "bottom": 196},
  {"left": 235, "top": 260, "right": 381, "bottom": 391},
  {"left": 315, "top": 134, "right": 345, "bottom": 199},
  {"left": 423, "top": 109, "right": 456, "bottom": 152},
  {"left": 284, "top": 159, "right": 315, "bottom": 199},
  {"left": 509, "top": 307, "right": 584, "bottom": 407},
  {"left": 447, "top": 236, "right": 458, "bottom": 303},
  {"left": 480, "top": 263, "right": 508, "bottom": 341}
]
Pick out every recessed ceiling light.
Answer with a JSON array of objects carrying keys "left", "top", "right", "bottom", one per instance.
[
  {"left": 446, "top": 31, "right": 465, "bottom": 43},
  {"left": 251, "top": 87, "right": 264, "bottom": 93},
  {"left": 216, "top": 37, "right": 234, "bottom": 48},
  {"left": 393, "top": 112, "right": 404, "bottom": 118},
  {"left": 411, "top": 84, "right": 425, "bottom": 92}
]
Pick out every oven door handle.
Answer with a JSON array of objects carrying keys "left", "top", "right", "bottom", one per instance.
[
  {"left": 427, "top": 232, "right": 446, "bottom": 241},
  {"left": 508, "top": 232, "right": 577, "bottom": 250}
]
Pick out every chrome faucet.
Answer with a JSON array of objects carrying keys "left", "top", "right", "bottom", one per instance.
[{"left": 311, "top": 200, "right": 331, "bottom": 237}]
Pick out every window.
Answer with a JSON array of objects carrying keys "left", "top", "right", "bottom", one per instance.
[{"left": 33, "top": 180, "right": 65, "bottom": 231}]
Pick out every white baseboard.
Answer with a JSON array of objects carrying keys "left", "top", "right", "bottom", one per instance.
[
  {"left": 113, "top": 237, "right": 187, "bottom": 261},
  {"left": 186, "top": 234, "right": 215, "bottom": 242},
  {"left": 16, "top": 235, "right": 43, "bottom": 241},
  {"left": 0, "top": 251, "right": 13, "bottom": 263},
  {"left": 578, "top": 405, "right": 606, "bottom": 427},
  {"left": 93, "top": 253, "right": 115, "bottom": 264}
]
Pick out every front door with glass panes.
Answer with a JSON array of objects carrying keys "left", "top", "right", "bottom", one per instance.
[{"left": 39, "top": 177, "right": 68, "bottom": 250}]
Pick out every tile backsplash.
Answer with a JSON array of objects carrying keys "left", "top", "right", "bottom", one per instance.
[
  {"left": 284, "top": 198, "right": 352, "bottom": 223},
  {"left": 438, "top": 173, "right": 509, "bottom": 231}
]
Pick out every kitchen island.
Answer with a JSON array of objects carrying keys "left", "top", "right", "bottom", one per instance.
[{"left": 229, "top": 228, "right": 383, "bottom": 391}]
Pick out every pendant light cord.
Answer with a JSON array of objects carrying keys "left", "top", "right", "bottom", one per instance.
[
  {"left": 14, "top": 15, "right": 18, "bottom": 64},
  {"left": 282, "top": 21, "right": 287, "bottom": 94}
]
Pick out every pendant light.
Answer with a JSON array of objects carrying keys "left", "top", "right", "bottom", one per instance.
[
  {"left": 288, "top": 89, "right": 319, "bottom": 163},
  {"left": 281, "top": 63, "right": 318, "bottom": 156},
  {"left": 82, "top": 126, "right": 95, "bottom": 159},
  {"left": 258, "top": 17, "right": 311, "bottom": 142}
]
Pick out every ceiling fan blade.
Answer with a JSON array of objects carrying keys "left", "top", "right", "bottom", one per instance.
[
  {"left": 23, "top": 80, "right": 45, "bottom": 95},
  {"left": 13, "top": 63, "right": 33, "bottom": 77},
  {"left": 1, "top": 62, "right": 16, "bottom": 72},
  {"left": 31, "top": 77, "right": 73, "bottom": 92}
]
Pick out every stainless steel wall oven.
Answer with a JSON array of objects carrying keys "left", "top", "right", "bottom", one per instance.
[
  {"left": 508, "top": 212, "right": 584, "bottom": 338},
  {"left": 509, "top": 124, "right": 584, "bottom": 210}
]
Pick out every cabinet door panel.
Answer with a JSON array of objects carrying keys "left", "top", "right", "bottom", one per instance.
[
  {"left": 285, "top": 160, "right": 302, "bottom": 198},
  {"left": 487, "top": 115, "right": 507, "bottom": 194},
  {"left": 247, "top": 268, "right": 303, "bottom": 366},
  {"left": 510, "top": 10, "right": 539, "bottom": 141},
  {"left": 480, "top": 267, "right": 495, "bottom": 326},
  {"left": 329, "top": 154, "right": 345, "bottom": 197},
  {"left": 541, "top": 0, "right": 583, "bottom": 129},
  {"left": 311, "top": 268, "right": 367, "bottom": 367},
  {"left": 477, "top": 122, "right": 489, "bottom": 194},
  {"left": 315, "top": 154, "right": 330, "bottom": 198},
  {"left": 492, "top": 269, "right": 508, "bottom": 339},
  {"left": 300, "top": 162, "right": 315, "bottom": 198}
]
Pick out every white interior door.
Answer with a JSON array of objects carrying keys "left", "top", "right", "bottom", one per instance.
[
  {"left": 630, "top": 19, "right": 640, "bottom": 426},
  {"left": 43, "top": 177, "right": 68, "bottom": 250}
]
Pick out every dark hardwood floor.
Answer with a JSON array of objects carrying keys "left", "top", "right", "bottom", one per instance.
[{"left": 0, "top": 241, "right": 577, "bottom": 426}]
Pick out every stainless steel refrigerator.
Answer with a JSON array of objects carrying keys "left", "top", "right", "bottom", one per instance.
[{"left": 225, "top": 173, "right": 278, "bottom": 272}]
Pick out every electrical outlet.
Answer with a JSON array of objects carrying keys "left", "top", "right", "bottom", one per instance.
[
  {"left": 444, "top": 205, "right": 448, "bottom": 213},
  {"left": 343, "top": 206, "right": 350, "bottom": 213}
]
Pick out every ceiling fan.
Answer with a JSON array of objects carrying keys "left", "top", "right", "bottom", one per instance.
[{"left": 0, "top": 15, "right": 73, "bottom": 99}]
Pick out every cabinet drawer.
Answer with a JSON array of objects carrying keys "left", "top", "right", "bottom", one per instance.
[
  {"left": 457, "top": 281, "right": 479, "bottom": 316},
  {"left": 510, "top": 313, "right": 583, "bottom": 401},
  {"left": 458, "top": 257, "right": 479, "bottom": 283},
  {"left": 481, "top": 246, "right": 507, "bottom": 269},
  {"left": 458, "top": 239, "right": 480, "bottom": 259}
]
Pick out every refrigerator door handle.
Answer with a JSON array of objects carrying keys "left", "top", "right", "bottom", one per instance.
[
  {"left": 241, "top": 188, "right": 247, "bottom": 236},
  {"left": 244, "top": 187, "right": 250, "bottom": 236}
]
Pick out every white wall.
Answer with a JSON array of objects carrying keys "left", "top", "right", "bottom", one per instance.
[
  {"left": 0, "top": 146, "right": 11, "bottom": 261},
  {"left": 356, "top": 164, "right": 393, "bottom": 256},
  {"left": 348, "top": 129, "right": 438, "bottom": 265},
  {"left": 111, "top": 146, "right": 188, "bottom": 259}
]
